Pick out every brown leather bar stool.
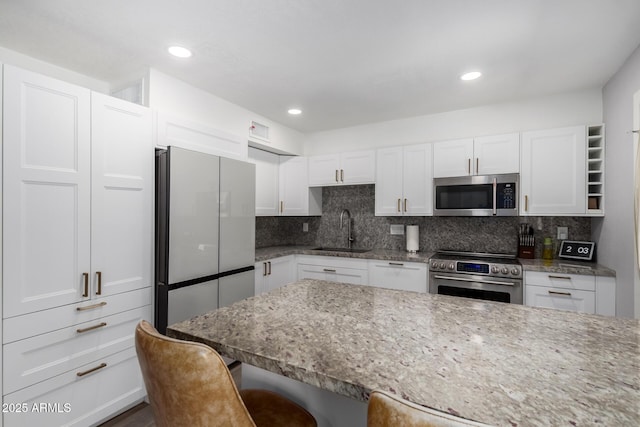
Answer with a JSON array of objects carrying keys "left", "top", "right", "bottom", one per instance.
[
  {"left": 367, "top": 390, "right": 491, "bottom": 427},
  {"left": 135, "top": 320, "right": 316, "bottom": 427}
]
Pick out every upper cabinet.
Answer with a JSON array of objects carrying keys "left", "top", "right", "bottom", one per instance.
[
  {"left": 375, "top": 144, "right": 433, "bottom": 216},
  {"left": 520, "top": 126, "right": 586, "bottom": 216},
  {"left": 433, "top": 133, "right": 519, "bottom": 178},
  {"left": 308, "top": 150, "right": 375, "bottom": 186},
  {"left": 248, "top": 148, "right": 322, "bottom": 216},
  {"left": 155, "top": 110, "right": 247, "bottom": 160}
]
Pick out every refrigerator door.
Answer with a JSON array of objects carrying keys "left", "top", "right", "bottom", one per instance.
[
  {"left": 219, "top": 157, "right": 256, "bottom": 271},
  {"left": 167, "top": 279, "right": 219, "bottom": 325},
  {"left": 219, "top": 271, "right": 254, "bottom": 308},
  {"left": 168, "top": 147, "right": 220, "bottom": 283}
]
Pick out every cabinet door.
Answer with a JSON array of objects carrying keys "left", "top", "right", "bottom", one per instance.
[
  {"left": 375, "top": 147, "right": 403, "bottom": 216},
  {"left": 432, "top": 138, "right": 474, "bottom": 178},
  {"left": 3, "top": 65, "right": 91, "bottom": 317},
  {"left": 403, "top": 143, "right": 433, "bottom": 215},
  {"left": 279, "top": 156, "right": 309, "bottom": 215},
  {"left": 249, "top": 147, "right": 279, "bottom": 216},
  {"left": 265, "top": 256, "right": 295, "bottom": 292},
  {"left": 473, "top": 133, "right": 519, "bottom": 174},
  {"left": 308, "top": 154, "right": 339, "bottom": 186},
  {"left": 340, "top": 150, "right": 375, "bottom": 184},
  {"left": 525, "top": 284, "right": 595, "bottom": 314},
  {"left": 91, "top": 93, "right": 153, "bottom": 298},
  {"left": 521, "top": 126, "right": 586, "bottom": 215}
]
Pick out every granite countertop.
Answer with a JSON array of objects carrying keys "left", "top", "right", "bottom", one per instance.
[
  {"left": 168, "top": 279, "right": 639, "bottom": 426},
  {"left": 255, "top": 245, "right": 616, "bottom": 277}
]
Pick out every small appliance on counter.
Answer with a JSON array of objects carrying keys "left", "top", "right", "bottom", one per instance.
[{"left": 518, "top": 223, "right": 535, "bottom": 258}]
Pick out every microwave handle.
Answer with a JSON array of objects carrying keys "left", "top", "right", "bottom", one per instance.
[{"left": 492, "top": 177, "right": 497, "bottom": 215}]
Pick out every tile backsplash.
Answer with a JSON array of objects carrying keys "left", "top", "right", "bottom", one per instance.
[{"left": 256, "top": 185, "right": 591, "bottom": 257}]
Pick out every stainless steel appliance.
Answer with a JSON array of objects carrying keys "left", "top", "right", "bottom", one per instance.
[
  {"left": 433, "top": 173, "right": 518, "bottom": 216},
  {"left": 429, "top": 250, "right": 523, "bottom": 304},
  {"left": 155, "top": 147, "right": 256, "bottom": 334}
]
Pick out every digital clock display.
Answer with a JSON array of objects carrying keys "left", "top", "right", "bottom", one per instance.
[
  {"left": 558, "top": 241, "right": 596, "bottom": 261},
  {"left": 457, "top": 262, "right": 489, "bottom": 274}
]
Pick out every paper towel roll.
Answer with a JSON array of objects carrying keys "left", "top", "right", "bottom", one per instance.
[{"left": 406, "top": 225, "right": 419, "bottom": 253}]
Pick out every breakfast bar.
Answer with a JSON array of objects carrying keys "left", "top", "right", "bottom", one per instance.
[{"left": 167, "top": 279, "right": 639, "bottom": 426}]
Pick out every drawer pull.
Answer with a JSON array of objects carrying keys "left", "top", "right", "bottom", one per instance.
[
  {"left": 77, "top": 322, "right": 107, "bottom": 334},
  {"left": 389, "top": 262, "right": 404, "bottom": 266},
  {"left": 323, "top": 268, "right": 337, "bottom": 273},
  {"left": 76, "top": 301, "right": 107, "bottom": 311},
  {"left": 548, "top": 275, "right": 572, "bottom": 280},
  {"left": 77, "top": 363, "right": 107, "bottom": 377},
  {"left": 548, "top": 290, "right": 572, "bottom": 296}
]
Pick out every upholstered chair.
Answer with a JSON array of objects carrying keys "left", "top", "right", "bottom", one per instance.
[
  {"left": 367, "top": 390, "right": 491, "bottom": 427},
  {"left": 135, "top": 320, "right": 316, "bottom": 427}
]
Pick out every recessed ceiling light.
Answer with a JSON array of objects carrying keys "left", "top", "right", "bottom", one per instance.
[
  {"left": 168, "top": 46, "right": 192, "bottom": 58},
  {"left": 288, "top": 108, "right": 302, "bottom": 115},
  {"left": 460, "top": 71, "right": 482, "bottom": 81}
]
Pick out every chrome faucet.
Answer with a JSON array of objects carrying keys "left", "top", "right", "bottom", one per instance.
[{"left": 340, "top": 209, "right": 354, "bottom": 249}]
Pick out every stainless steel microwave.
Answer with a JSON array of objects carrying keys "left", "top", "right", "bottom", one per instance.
[{"left": 433, "top": 173, "right": 519, "bottom": 216}]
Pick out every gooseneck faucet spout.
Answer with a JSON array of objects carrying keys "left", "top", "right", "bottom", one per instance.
[{"left": 340, "top": 209, "right": 354, "bottom": 249}]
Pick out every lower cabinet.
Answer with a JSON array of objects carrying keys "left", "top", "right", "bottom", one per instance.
[
  {"left": 524, "top": 271, "right": 615, "bottom": 316},
  {"left": 255, "top": 255, "right": 295, "bottom": 294},
  {"left": 296, "top": 256, "right": 368, "bottom": 285},
  {"left": 368, "top": 260, "right": 428, "bottom": 293}
]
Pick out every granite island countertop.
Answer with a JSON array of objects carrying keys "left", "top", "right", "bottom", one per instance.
[
  {"left": 255, "top": 245, "right": 616, "bottom": 277},
  {"left": 168, "top": 279, "right": 638, "bottom": 427}
]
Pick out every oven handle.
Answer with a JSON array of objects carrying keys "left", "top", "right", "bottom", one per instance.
[{"left": 432, "top": 274, "right": 517, "bottom": 287}]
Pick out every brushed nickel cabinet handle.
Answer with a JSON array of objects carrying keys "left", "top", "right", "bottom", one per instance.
[
  {"left": 548, "top": 275, "right": 572, "bottom": 280},
  {"left": 77, "top": 301, "right": 107, "bottom": 311},
  {"left": 340, "top": 169, "right": 344, "bottom": 182},
  {"left": 263, "top": 262, "right": 267, "bottom": 276},
  {"left": 525, "top": 195, "right": 529, "bottom": 212},
  {"left": 548, "top": 290, "right": 572, "bottom": 296},
  {"left": 397, "top": 198, "right": 401, "bottom": 213},
  {"left": 77, "top": 363, "right": 107, "bottom": 377},
  {"left": 96, "top": 271, "right": 102, "bottom": 295},
  {"left": 323, "top": 268, "right": 336, "bottom": 273},
  {"left": 77, "top": 322, "right": 107, "bottom": 334},
  {"left": 468, "top": 158, "right": 471, "bottom": 174},
  {"left": 476, "top": 158, "right": 479, "bottom": 174},
  {"left": 82, "top": 273, "right": 89, "bottom": 297},
  {"left": 267, "top": 261, "right": 272, "bottom": 275},
  {"left": 335, "top": 170, "right": 339, "bottom": 182},
  {"left": 389, "top": 262, "right": 404, "bottom": 266},
  {"left": 280, "top": 201, "right": 284, "bottom": 213},
  {"left": 404, "top": 198, "right": 407, "bottom": 212}
]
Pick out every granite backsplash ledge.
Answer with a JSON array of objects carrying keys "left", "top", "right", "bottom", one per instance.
[{"left": 256, "top": 185, "right": 591, "bottom": 256}]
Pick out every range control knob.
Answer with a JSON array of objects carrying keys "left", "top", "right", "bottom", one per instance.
[
  {"left": 448, "top": 263, "right": 455, "bottom": 270},
  {"left": 430, "top": 261, "right": 438, "bottom": 269},
  {"left": 439, "top": 262, "right": 446, "bottom": 269},
  {"left": 491, "top": 266, "right": 500, "bottom": 274},
  {"left": 511, "top": 268, "right": 520, "bottom": 276},
  {"left": 500, "top": 267, "right": 508, "bottom": 274}
]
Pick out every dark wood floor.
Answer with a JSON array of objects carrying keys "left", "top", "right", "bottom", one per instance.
[{"left": 98, "top": 403, "right": 155, "bottom": 427}]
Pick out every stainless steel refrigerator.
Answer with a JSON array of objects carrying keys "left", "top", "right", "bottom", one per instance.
[{"left": 155, "top": 146, "right": 255, "bottom": 334}]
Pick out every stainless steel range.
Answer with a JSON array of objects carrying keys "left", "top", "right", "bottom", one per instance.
[{"left": 428, "top": 250, "right": 523, "bottom": 304}]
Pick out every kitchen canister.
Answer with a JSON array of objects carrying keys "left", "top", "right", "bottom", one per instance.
[{"left": 406, "top": 225, "right": 419, "bottom": 253}]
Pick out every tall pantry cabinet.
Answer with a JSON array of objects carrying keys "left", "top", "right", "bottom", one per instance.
[{"left": 1, "top": 65, "right": 152, "bottom": 426}]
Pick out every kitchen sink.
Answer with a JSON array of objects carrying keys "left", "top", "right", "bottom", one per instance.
[{"left": 312, "top": 247, "right": 371, "bottom": 253}]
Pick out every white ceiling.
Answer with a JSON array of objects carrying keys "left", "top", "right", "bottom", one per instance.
[{"left": 1, "top": 0, "right": 639, "bottom": 133}]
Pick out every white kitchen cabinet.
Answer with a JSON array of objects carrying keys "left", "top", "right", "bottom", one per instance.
[
  {"left": 296, "top": 255, "right": 368, "bottom": 285},
  {"left": 432, "top": 133, "right": 519, "bottom": 178},
  {"left": 375, "top": 144, "right": 433, "bottom": 216},
  {"left": 2, "top": 66, "right": 152, "bottom": 426},
  {"left": 520, "top": 126, "right": 586, "bottom": 215},
  {"left": 279, "top": 156, "right": 322, "bottom": 216},
  {"left": 524, "top": 271, "right": 615, "bottom": 316},
  {"left": 155, "top": 110, "right": 247, "bottom": 160},
  {"left": 368, "top": 260, "right": 428, "bottom": 293},
  {"left": 249, "top": 147, "right": 280, "bottom": 215},
  {"left": 255, "top": 255, "right": 296, "bottom": 294},
  {"left": 308, "top": 150, "right": 375, "bottom": 186}
]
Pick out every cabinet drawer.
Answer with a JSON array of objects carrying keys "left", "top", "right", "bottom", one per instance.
[
  {"left": 368, "top": 261, "right": 428, "bottom": 293},
  {"left": 3, "top": 287, "right": 152, "bottom": 344},
  {"left": 297, "top": 264, "right": 368, "bottom": 285},
  {"left": 3, "top": 347, "right": 145, "bottom": 427},
  {"left": 524, "top": 271, "right": 595, "bottom": 291},
  {"left": 3, "top": 305, "right": 151, "bottom": 393},
  {"left": 525, "top": 284, "right": 595, "bottom": 314}
]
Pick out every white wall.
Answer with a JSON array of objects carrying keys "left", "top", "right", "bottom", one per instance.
[
  {"left": 148, "top": 69, "right": 305, "bottom": 155},
  {"left": 0, "top": 46, "right": 109, "bottom": 92},
  {"left": 596, "top": 45, "right": 640, "bottom": 319},
  {"left": 304, "top": 89, "right": 603, "bottom": 154}
]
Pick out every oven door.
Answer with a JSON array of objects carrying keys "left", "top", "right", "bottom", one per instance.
[{"left": 429, "top": 272, "right": 523, "bottom": 304}]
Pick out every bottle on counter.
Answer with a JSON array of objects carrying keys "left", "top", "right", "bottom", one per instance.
[{"left": 542, "top": 237, "right": 553, "bottom": 260}]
